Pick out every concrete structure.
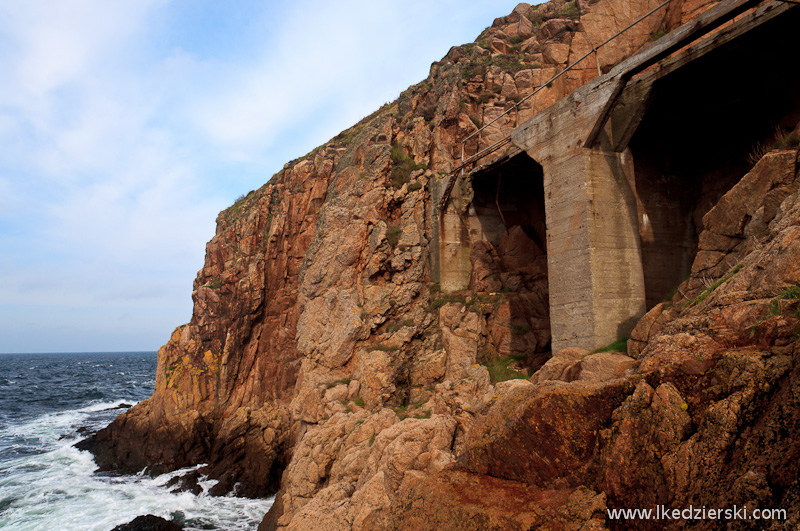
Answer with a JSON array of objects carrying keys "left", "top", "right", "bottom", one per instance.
[{"left": 436, "top": 0, "right": 800, "bottom": 352}]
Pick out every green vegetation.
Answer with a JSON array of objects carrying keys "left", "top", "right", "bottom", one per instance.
[
  {"left": 461, "top": 60, "right": 488, "bottom": 80},
  {"left": 390, "top": 142, "right": 426, "bottom": 188},
  {"left": 527, "top": 1, "right": 581, "bottom": 27},
  {"left": 430, "top": 292, "right": 468, "bottom": 311},
  {"left": 591, "top": 338, "right": 629, "bottom": 354},
  {"left": 650, "top": 29, "right": 668, "bottom": 41},
  {"left": 490, "top": 54, "right": 527, "bottom": 74},
  {"left": 663, "top": 285, "right": 680, "bottom": 302},
  {"left": 391, "top": 402, "right": 431, "bottom": 420},
  {"left": 372, "top": 344, "right": 399, "bottom": 352},
  {"left": 386, "top": 225, "right": 403, "bottom": 248},
  {"left": 462, "top": 52, "right": 533, "bottom": 79},
  {"left": 407, "top": 182, "right": 423, "bottom": 192},
  {"left": 385, "top": 319, "right": 414, "bottom": 333},
  {"left": 749, "top": 285, "right": 800, "bottom": 337},
  {"left": 556, "top": 1, "right": 581, "bottom": 20},
  {"left": 226, "top": 189, "right": 257, "bottom": 219},
  {"left": 385, "top": 322, "right": 403, "bottom": 333},
  {"left": 768, "top": 285, "right": 800, "bottom": 316},
  {"left": 690, "top": 263, "right": 743, "bottom": 306},
  {"left": 779, "top": 285, "right": 800, "bottom": 299},
  {"left": 482, "top": 355, "right": 528, "bottom": 384},
  {"left": 353, "top": 397, "right": 365, "bottom": 407},
  {"left": 326, "top": 378, "right": 351, "bottom": 389}
]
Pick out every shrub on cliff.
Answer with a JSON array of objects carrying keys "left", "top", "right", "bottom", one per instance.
[{"left": 389, "top": 142, "right": 426, "bottom": 188}]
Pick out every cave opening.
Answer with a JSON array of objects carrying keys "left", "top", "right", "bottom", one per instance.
[
  {"left": 468, "top": 152, "right": 551, "bottom": 369},
  {"left": 629, "top": 6, "right": 800, "bottom": 309}
]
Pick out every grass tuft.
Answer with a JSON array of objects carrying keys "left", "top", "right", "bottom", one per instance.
[
  {"left": 372, "top": 344, "right": 399, "bottom": 352},
  {"left": 690, "top": 264, "right": 743, "bottom": 306},
  {"left": 386, "top": 225, "right": 402, "bottom": 248},
  {"left": 326, "top": 378, "right": 351, "bottom": 389},
  {"left": 591, "top": 338, "right": 629, "bottom": 354},
  {"left": 482, "top": 355, "right": 528, "bottom": 384}
]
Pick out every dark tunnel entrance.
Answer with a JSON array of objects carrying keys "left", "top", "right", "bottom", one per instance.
[
  {"left": 629, "top": 6, "right": 800, "bottom": 309},
  {"left": 468, "top": 152, "right": 551, "bottom": 369}
]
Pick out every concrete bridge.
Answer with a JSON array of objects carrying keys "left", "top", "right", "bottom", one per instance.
[{"left": 434, "top": 0, "right": 800, "bottom": 353}]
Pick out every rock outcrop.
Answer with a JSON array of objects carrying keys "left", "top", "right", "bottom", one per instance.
[{"left": 81, "top": 1, "right": 800, "bottom": 530}]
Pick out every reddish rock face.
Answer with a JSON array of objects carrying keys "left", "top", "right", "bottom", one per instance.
[
  {"left": 389, "top": 470, "right": 607, "bottom": 531},
  {"left": 460, "top": 380, "right": 634, "bottom": 487},
  {"left": 80, "top": 0, "right": 800, "bottom": 530}
]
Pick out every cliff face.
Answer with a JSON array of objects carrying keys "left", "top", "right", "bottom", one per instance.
[{"left": 82, "top": 0, "right": 800, "bottom": 529}]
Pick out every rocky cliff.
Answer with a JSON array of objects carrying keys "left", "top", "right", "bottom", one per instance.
[{"left": 80, "top": 0, "right": 800, "bottom": 529}]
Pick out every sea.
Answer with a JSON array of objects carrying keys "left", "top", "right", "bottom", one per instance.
[{"left": 0, "top": 351, "right": 273, "bottom": 531}]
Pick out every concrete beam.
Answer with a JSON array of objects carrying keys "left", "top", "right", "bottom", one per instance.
[{"left": 589, "top": 0, "right": 796, "bottom": 149}]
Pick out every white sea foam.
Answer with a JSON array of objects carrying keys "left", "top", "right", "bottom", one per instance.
[{"left": 0, "top": 405, "right": 274, "bottom": 531}]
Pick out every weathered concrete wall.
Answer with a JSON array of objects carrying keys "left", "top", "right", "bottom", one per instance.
[
  {"left": 437, "top": 0, "right": 800, "bottom": 352},
  {"left": 437, "top": 176, "right": 472, "bottom": 292},
  {"left": 510, "top": 69, "right": 648, "bottom": 351},
  {"left": 584, "top": 149, "right": 647, "bottom": 344},
  {"left": 529, "top": 145, "right": 646, "bottom": 351}
]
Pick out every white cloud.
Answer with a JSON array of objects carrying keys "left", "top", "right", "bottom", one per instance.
[{"left": 0, "top": 0, "right": 528, "bottom": 352}]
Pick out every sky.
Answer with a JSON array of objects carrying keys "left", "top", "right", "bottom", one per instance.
[{"left": 0, "top": 0, "right": 534, "bottom": 353}]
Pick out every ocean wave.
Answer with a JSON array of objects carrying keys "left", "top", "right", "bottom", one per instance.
[
  {"left": 0, "top": 443, "right": 273, "bottom": 531},
  {"left": 0, "top": 399, "right": 140, "bottom": 449}
]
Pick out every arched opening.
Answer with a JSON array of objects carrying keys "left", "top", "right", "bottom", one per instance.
[
  {"left": 629, "top": 6, "right": 800, "bottom": 309},
  {"left": 468, "top": 153, "right": 551, "bottom": 368}
]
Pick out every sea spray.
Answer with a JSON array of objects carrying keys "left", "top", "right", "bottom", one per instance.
[{"left": 0, "top": 352, "right": 272, "bottom": 531}]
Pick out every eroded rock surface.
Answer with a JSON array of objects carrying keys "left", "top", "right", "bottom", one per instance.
[{"left": 80, "top": 1, "right": 800, "bottom": 530}]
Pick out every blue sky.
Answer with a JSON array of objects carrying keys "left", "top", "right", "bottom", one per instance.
[{"left": 0, "top": 0, "right": 532, "bottom": 353}]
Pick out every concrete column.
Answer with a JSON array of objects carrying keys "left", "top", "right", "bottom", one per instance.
[
  {"left": 537, "top": 147, "right": 645, "bottom": 352},
  {"left": 434, "top": 174, "right": 472, "bottom": 293},
  {"left": 439, "top": 203, "right": 471, "bottom": 292}
]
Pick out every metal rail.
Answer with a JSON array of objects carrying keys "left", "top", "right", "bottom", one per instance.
[{"left": 439, "top": 0, "right": 673, "bottom": 212}]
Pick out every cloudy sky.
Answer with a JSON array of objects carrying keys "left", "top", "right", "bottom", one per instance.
[{"left": 0, "top": 0, "right": 532, "bottom": 353}]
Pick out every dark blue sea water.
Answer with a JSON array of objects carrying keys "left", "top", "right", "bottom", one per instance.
[{"left": 0, "top": 352, "right": 272, "bottom": 531}]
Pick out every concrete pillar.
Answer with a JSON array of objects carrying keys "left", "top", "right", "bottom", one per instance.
[
  {"left": 439, "top": 203, "right": 471, "bottom": 292},
  {"left": 433, "top": 174, "right": 472, "bottom": 293},
  {"left": 537, "top": 147, "right": 646, "bottom": 352}
]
